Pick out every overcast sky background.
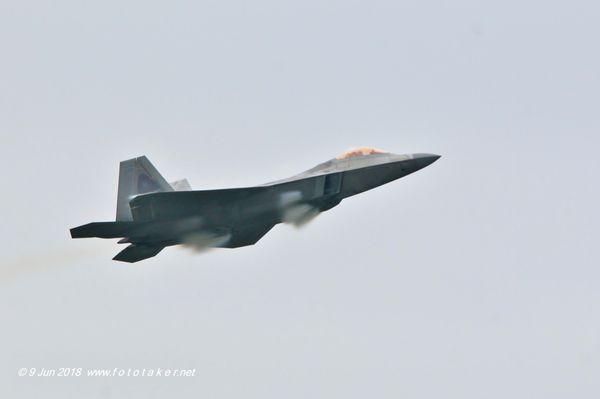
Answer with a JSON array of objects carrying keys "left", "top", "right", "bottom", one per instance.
[{"left": 1, "top": 0, "right": 599, "bottom": 398}]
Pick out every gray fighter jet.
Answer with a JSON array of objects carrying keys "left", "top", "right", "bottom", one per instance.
[{"left": 70, "top": 148, "right": 440, "bottom": 262}]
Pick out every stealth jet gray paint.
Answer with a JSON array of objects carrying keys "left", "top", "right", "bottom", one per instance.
[{"left": 70, "top": 149, "right": 440, "bottom": 262}]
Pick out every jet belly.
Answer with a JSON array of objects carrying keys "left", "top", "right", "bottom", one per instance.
[
  {"left": 123, "top": 178, "right": 328, "bottom": 247},
  {"left": 208, "top": 176, "right": 343, "bottom": 246}
]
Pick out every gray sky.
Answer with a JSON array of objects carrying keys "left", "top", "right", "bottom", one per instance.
[{"left": 1, "top": 0, "right": 599, "bottom": 397}]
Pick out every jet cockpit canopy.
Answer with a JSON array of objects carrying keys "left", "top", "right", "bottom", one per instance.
[{"left": 336, "top": 147, "right": 388, "bottom": 160}]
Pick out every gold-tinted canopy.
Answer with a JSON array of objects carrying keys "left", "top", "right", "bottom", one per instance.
[{"left": 336, "top": 147, "right": 388, "bottom": 160}]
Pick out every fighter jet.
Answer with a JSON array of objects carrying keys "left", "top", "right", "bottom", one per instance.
[{"left": 70, "top": 148, "right": 440, "bottom": 262}]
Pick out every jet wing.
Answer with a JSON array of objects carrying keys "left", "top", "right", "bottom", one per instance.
[{"left": 224, "top": 222, "right": 275, "bottom": 248}]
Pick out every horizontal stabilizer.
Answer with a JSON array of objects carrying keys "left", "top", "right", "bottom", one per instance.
[
  {"left": 113, "top": 244, "right": 164, "bottom": 263},
  {"left": 70, "top": 221, "right": 145, "bottom": 239}
]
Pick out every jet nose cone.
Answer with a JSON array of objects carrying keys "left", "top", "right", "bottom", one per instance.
[{"left": 411, "top": 153, "right": 441, "bottom": 169}]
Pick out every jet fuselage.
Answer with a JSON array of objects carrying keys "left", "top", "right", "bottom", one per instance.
[{"left": 70, "top": 151, "right": 440, "bottom": 262}]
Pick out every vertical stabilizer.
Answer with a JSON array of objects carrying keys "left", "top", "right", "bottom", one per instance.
[
  {"left": 116, "top": 156, "right": 173, "bottom": 221},
  {"left": 169, "top": 178, "right": 192, "bottom": 191}
]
